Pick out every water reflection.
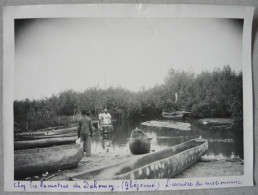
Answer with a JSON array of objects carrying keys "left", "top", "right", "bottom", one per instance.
[{"left": 91, "top": 118, "right": 243, "bottom": 160}]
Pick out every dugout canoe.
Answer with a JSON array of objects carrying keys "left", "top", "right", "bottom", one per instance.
[
  {"left": 14, "top": 136, "right": 78, "bottom": 150},
  {"left": 49, "top": 127, "right": 77, "bottom": 134},
  {"left": 129, "top": 128, "right": 151, "bottom": 154},
  {"left": 69, "top": 138, "right": 208, "bottom": 180},
  {"left": 14, "top": 133, "right": 77, "bottom": 141},
  {"left": 14, "top": 127, "right": 77, "bottom": 141},
  {"left": 14, "top": 127, "right": 77, "bottom": 137},
  {"left": 14, "top": 142, "right": 84, "bottom": 179},
  {"left": 161, "top": 111, "right": 191, "bottom": 119}
]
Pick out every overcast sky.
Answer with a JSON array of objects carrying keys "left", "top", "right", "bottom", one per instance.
[{"left": 15, "top": 18, "right": 243, "bottom": 100}]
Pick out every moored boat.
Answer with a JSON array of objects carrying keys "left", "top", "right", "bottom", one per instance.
[
  {"left": 14, "top": 127, "right": 77, "bottom": 138},
  {"left": 14, "top": 142, "right": 84, "bottom": 179},
  {"left": 69, "top": 138, "right": 208, "bottom": 180},
  {"left": 14, "top": 133, "right": 77, "bottom": 141},
  {"left": 161, "top": 111, "right": 191, "bottom": 119},
  {"left": 129, "top": 128, "right": 151, "bottom": 154},
  {"left": 14, "top": 136, "right": 78, "bottom": 150}
]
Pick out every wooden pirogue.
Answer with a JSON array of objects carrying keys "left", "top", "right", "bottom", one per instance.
[
  {"left": 14, "top": 136, "right": 78, "bottom": 150},
  {"left": 14, "top": 127, "right": 77, "bottom": 138},
  {"left": 14, "top": 133, "right": 77, "bottom": 141},
  {"left": 129, "top": 128, "right": 151, "bottom": 154},
  {"left": 161, "top": 111, "right": 191, "bottom": 119},
  {"left": 14, "top": 127, "right": 78, "bottom": 150},
  {"left": 14, "top": 142, "right": 84, "bottom": 179},
  {"left": 69, "top": 138, "right": 208, "bottom": 180}
]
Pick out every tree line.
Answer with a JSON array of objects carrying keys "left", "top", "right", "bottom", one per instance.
[{"left": 14, "top": 65, "right": 242, "bottom": 131}]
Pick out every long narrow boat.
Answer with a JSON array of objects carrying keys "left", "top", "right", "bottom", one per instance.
[
  {"left": 48, "top": 127, "right": 77, "bottom": 135},
  {"left": 14, "top": 127, "right": 78, "bottom": 142},
  {"left": 14, "top": 136, "right": 78, "bottom": 150},
  {"left": 15, "top": 142, "right": 84, "bottom": 179},
  {"left": 129, "top": 128, "right": 151, "bottom": 154},
  {"left": 69, "top": 138, "right": 208, "bottom": 180},
  {"left": 161, "top": 111, "right": 191, "bottom": 119},
  {"left": 14, "top": 127, "right": 77, "bottom": 137},
  {"left": 14, "top": 133, "right": 77, "bottom": 141}
]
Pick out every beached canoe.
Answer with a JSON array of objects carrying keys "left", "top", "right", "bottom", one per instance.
[
  {"left": 129, "top": 128, "right": 151, "bottom": 154},
  {"left": 14, "top": 127, "right": 78, "bottom": 141},
  {"left": 14, "top": 131, "right": 46, "bottom": 136},
  {"left": 14, "top": 142, "right": 84, "bottom": 179},
  {"left": 48, "top": 127, "right": 77, "bottom": 135},
  {"left": 14, "top": 136, "right": 78, "bottom": 150},
  {"left": 69, "top": 138, "right": 208, "bottom": 180},
  {"left": 161, "top": 111, "right": 191, "bottom": 119},
  {"left": 14, "top": 133, "right": 77, "bottom": 141},
  {"left": 14, "top": 127, "right": 77, "bottom": 137}
]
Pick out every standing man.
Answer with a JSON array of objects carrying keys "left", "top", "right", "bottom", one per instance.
[
  {"left": 102, "top": 108, "right": 111, "bottom": 125},
  {"left": 102, "top": 108, "right": 113, "bottom": 133},
  {"left": 77, "top": 109, "right": 95, "bottom": 157}
]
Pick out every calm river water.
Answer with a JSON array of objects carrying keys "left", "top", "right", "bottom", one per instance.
[{"left": 91, "top": 117, "right": 243, "bottom": 160}]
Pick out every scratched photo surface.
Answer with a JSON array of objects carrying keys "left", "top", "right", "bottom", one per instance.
[{"left": 13, "top": 17, "right": 244, "bottom": 182}]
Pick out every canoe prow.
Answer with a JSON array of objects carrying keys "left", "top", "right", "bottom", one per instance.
[
  {"left": 70, "top": 138, "right": 208, "bottom": 180},
  {"left": 15, "top": 142, "right": 84, "bottom": 179}
]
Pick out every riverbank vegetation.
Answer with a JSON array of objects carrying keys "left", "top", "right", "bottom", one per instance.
[{"left": 14, "top": 65, "right": 242, "bottom": 132}]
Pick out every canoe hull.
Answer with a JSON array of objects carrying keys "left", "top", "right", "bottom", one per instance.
[
  {"left": 14, "top": 127, "right": 77, "bottom": 138},
  {"left": 70, "top": 138, "right": 208, "bottom": 180},
  {"left": 114, "top": 140, "right": 207, "bottom": 179},
  {"left": 14, "top": 133, "right": 77, "bottom": 141},
  {"left": 14, "top": 143, "right": 83, "bottom": 179},
  {"left": 129, "top": 129, "right": 150, "bottom": 154},
  {"left": 129, "top": 138, "right": 150, "bottom": 154},
  {"left": 14, "top": 136, "right": 77, "bottom": 150},
  {"left": 161, "top": 111, "right": 191, "bottom": 119},
  {"left": 161, "top": 114, "right": 183, "bottom": 119}
]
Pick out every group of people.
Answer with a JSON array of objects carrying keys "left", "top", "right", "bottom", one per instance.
[{"left": 77, "top": 108, "right": 112, "bottom": 157}]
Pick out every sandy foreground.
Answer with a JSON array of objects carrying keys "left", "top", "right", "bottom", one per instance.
[{"left": 46, "top": 152, "right": 243, "bottom": 181}]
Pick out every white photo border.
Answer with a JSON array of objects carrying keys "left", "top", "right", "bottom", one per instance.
[{"left": 3, "top": 4, "right": 255, "bottom": 192}]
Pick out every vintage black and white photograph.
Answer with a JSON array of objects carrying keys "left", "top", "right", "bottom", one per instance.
[
  {"left": 13, "top": 16, "right": 245, "bottom": 181},
  {"left": 3, "top": 4, "right": 254, "bottom": 192}
]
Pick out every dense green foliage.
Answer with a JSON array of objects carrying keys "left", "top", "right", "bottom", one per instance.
[{"left": 14, "top": 65, "right": 243, "bottom": 131}]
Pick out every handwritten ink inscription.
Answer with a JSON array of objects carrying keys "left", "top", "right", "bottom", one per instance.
[
  {"left": 121, "top": 180, "right": 160, "bottom": 191},
  {"left": 13, "top": 179, "right": 243, "bottom": 192},
  {"left": 165, "top": 179, "right": 243, "bottom": 189}
]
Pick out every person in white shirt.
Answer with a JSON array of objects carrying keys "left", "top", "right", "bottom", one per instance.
[{"left": 102, "top": 108, "right": 111, "bottom": 125}]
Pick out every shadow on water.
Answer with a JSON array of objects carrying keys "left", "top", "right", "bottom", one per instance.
[{"left": 91, "top": 117, "right": 243, "bottom": 160}]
